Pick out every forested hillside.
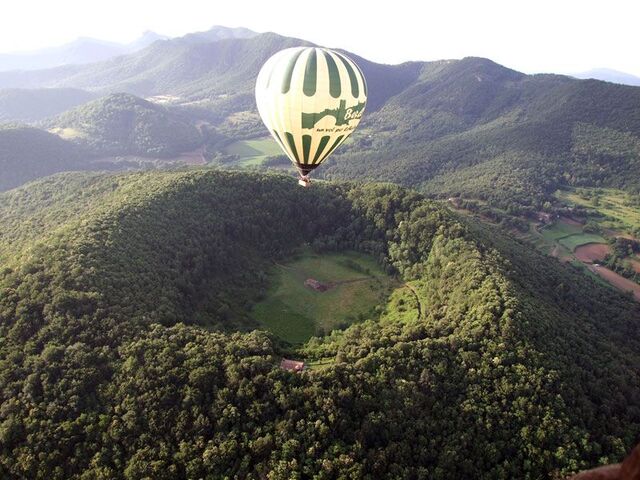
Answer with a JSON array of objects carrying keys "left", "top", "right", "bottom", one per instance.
[
  {"left": 1, "top": 170, "right": 638, "bottom": 479},
  {"left": 48, "top": 93, "right": 202, "bottom": 156},
  {"left": 0, "top": 124, "right": 84, "bottom": 191},
  {"left": 323, "top": 59, "right": 640, "bottom": 210}
]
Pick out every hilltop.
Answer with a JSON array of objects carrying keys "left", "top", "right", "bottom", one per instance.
[
  {"left": 0, "top": 170, "right": 639, "bottom": 478},
  {"left": 48, "top": 92, "right": 202, "bottom": 156}
]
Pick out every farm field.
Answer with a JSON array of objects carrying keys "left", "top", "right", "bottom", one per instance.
[
  {"left": 558, "top": 233, "right": 607, "bottom": 251},
  {"left": 574, "top": 243, "right": 611, "bottom": 263},
  {"left": 539, "top": 221, "right": 583, "bottom": 241},
  {"left": 520, "top": 218, "right": 640, "bottom": 297},
  {"left": 556, "top": 187, "right": 640, "bottom": 234},
  {"left": 532, "top": 219, "right": 607, "bottom": 257},
  {"left": 222, "top": 137, "right": 282, "bottom": 166},
  {"left": 251, "top": 249, "right": 398, "bottom": 343},
  {"left": 449, "top": 198, "right": 639, "bottom": 300},
  {"left": 587, "top": 265, "right": 640, "bottom": 301}
]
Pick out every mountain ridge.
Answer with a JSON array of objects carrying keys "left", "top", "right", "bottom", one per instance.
[{"left": 0, "top": 32, "right": 167, "bottom": 72}]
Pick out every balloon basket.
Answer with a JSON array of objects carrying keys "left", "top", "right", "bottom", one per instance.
[{"left": 298, "top": 177, "right": 311, "bottom": 187}]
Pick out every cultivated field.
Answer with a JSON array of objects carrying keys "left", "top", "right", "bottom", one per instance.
[
  {"left": 540, "top": 221, "right": 583, "bottom": 241},
  {"left": 587, "top": 265, "right": 640, "bottom": 301},
  {"left": 556, "top": 187, "right": 640, "bottom": 234},
  {"left": 538, "top": 221, "right": 608, "bottom": 257},
  {"left": 574, "top": 243, "right": 611, "bottom": 263},
  {"left": 252, "top": 249, "right": 397, "bottom": 343},
  {"left": 558, "top": 233, "right": 608, "bottom": 251}
]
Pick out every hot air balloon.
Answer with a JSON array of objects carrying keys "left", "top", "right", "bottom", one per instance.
[{"left": 255, "top": 47, "right": 367, "bottom": 186}]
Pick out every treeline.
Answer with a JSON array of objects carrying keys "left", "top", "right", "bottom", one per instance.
[
  {"left": 603, "top": 237, "right": 640, "bottom": 284},
  {"left": 1, "top": 171, "right": 639, "bottom": 478}
]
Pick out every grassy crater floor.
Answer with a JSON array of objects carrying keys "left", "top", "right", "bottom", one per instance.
[
  {"left": 252, "top": 249, "right": 398, "bottom": 343},
  {"left": 222, "top": 137, "right": 283, "bottom": 166}
]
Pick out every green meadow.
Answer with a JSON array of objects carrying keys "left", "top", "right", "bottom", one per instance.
[
  {"left": 251, "top": 249, "right": 397, "bottom": 343},
  {"left": 222, "top": 137, "right": 282, "bottom": 166}
]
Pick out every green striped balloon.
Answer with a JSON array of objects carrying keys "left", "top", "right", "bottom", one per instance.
[{"left": 255, "top": 47, "right": 367, "bottom": 183}]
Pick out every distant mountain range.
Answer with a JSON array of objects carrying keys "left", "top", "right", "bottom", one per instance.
[
  {"left": 0, "top": 26, "right": 258, "bottom": 72},
  {"left": 572, "top": 68, "right": 640, "bottom": 86},
  {"left": 0, "top": 32, "right": 167, "bottom": 72}
]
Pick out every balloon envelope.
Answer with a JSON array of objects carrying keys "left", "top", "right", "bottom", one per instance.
[{"left": 255, "top": 47, "right": 367, "bottom": 178}]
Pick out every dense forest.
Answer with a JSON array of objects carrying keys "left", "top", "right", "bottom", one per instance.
[{"left": 1, "top": 170, "right": 639, "bottom": 479}]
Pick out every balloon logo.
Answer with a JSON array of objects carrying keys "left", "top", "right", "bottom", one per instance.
[{"left": 255, "top": 47, "right": 367, "bottom": 186}]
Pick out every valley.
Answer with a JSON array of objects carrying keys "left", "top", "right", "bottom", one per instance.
[{"left": 90, "top": 147, "right": 207, "bottom": 169}]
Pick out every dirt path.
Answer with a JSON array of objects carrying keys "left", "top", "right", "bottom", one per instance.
[
  {"left": 332, "top": 277, "right": 371, "bottom": 286},
  {"left": 404, "top": 283, "right": 422, "bottom": 321},
  {"left": 560, "top": 216, "right": 583, "bottom": 226}
]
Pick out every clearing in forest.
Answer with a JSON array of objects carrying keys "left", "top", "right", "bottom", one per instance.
[
  {"left": 252, "top": 249, "right": 397, "bottom": 344},
  {"left": 222, "top": 137, "right": 282, "bottom": 166}
]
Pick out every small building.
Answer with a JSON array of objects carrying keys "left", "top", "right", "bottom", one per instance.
[
  {"left": 304, "top": 278, "right": 329, "bottom": 292},
  {"left": 537, "top": 212, "right": 553, "bottom": 224},
  {"left": 280, "top": 358, "right": 305, "bottom": 372}
]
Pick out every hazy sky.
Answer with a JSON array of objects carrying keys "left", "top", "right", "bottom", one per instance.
[{"left": 1, "top": 0, "right": 639, "bottom": 76}]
